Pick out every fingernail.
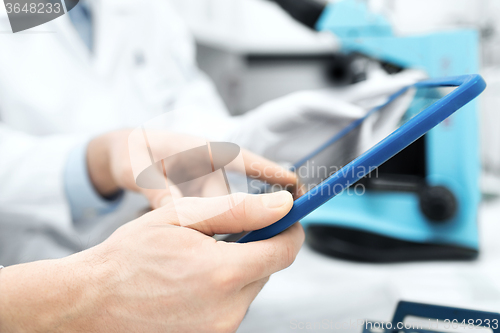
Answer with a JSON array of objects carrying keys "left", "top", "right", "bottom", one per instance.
[{"left": 262, "top": 191, "right": 292, "bottom": 209}]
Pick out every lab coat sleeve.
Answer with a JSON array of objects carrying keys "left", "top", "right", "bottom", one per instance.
[
  {"left": 0, "top": 124, "right": 81, "bottom": 231},
  {"left": 64, "top": 141, "right": 124, "bottom": 223}
]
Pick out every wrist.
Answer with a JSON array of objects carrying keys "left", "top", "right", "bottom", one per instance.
[{"left": 87, "top": 134, "right": 120, "bottom": 197}]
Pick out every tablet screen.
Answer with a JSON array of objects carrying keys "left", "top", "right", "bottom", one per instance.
[
  {"left": 219, "top": 85, "right": 457, "bottom": 242},
  {"left": 288, "top": 85, "right": 456, "bottom": 198},
  {"left": 240, "top": 85, "right": 458, "bottom": 200}
]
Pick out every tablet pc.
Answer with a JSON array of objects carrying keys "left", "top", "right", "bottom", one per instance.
[{"left": 234, "top": 74, "right": 486, "bottom": 243}]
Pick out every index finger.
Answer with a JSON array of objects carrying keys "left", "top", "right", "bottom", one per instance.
[
  {"left": 242, "top": 150, "right": 299, "bottom": 194},
  {"left": 219, "top": 222, "right": 305, "bottom": 286}
]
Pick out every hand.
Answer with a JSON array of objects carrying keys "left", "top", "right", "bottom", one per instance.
[
  {"left": 0, "top": 191, "right": 304, "bottom": 333},
  {"left": 86, "top": 129, "right": 300, "bottom": 209}
]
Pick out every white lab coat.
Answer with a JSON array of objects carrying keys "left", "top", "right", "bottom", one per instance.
[{"left": 0, "top": 0, "right": 229, "bottom": 265}]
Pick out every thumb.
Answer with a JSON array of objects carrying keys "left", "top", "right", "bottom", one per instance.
[{"left": 148, "top": 191, "right": 294, "bottom": 236}]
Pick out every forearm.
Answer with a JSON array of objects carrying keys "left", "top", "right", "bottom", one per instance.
[{"left": 0, "top": 253, "right": 105, "bottom": 333}]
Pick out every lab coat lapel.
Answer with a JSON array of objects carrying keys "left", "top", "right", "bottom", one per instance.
[
  {"left": 50, "top": 0, "right": 135, "bottom": 78},
  {"left": 50, "top": 11, "right": 92, "bottom": 67},
  {"left": 91, "top": 0, "right": 138, "bottom": 78}
]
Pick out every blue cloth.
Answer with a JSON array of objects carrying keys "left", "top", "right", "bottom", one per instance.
[
  {"left": 68, "top": 1, "right": 93, "bottom": 51},
  {"left": 64, "top": 142, "right": 124, "bottom": 222}
]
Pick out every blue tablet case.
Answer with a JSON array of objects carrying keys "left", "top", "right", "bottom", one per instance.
[{"left": 237, "top": 74, "right": 486, "bottom": 243}]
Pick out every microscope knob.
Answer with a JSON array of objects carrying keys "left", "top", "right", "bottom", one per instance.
[{"left": 419, "top": 186, "right": 458, "bottom": 223}]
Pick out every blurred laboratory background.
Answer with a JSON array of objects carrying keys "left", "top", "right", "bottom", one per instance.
[
  {"left": 170, "top": 0, "right": 500, "bottom": 195},
  {"left": 165, "top": 0, "right": 500, "bottom": 331}
]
